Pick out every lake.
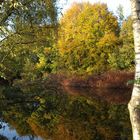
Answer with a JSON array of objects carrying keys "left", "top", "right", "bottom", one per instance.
[{"left": 0, "top": 85, "right": 132, "bottom": 140}]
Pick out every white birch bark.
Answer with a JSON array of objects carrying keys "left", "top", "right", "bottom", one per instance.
[{"left": 128, "top": 0, "right": 140, "bottom": 140}]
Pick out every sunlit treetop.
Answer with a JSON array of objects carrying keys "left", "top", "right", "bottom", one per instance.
[
  {"left": 57, "top": 2, "right": 120, "bottom": 73},
  {"left": 58, "top": 2, "right": 119, "bottom": 54}
]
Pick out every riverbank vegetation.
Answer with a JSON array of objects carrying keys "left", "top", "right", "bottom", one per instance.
[{"left": 0, "top": 2, "right": 134, "bottom": 88}]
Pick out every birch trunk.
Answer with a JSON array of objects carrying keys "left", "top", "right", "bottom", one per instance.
[{"left": 128, "top": 0, "right": 140, "bottom": 140}]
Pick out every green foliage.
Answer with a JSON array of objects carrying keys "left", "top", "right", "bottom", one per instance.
[
  {"left": 0, "top": 0, "right": 59, "bottom": 81},
  {"left": 108, "top": 16, "right": 134, "bottom": 70},
  {"left": 0, "top": 0, "right": 58, "bottom": 25},
  {"left": 120, "top": 16, "right": 134, "bottom": 46},
  {"left": 129, "top": 78, "right": 140, "bottom": 85}
]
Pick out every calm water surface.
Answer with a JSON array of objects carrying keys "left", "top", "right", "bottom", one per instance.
[{"left": 0, "top": 85, "right": 132, "bottom": 140}]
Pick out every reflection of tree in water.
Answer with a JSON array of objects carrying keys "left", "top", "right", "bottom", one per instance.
[{"left": 0, "top": 85, "right": 132, "bottom": 140}]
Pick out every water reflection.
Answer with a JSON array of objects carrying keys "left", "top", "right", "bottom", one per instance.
[{"left": 0, "top": 85, "right": 132, "bottom": 140}]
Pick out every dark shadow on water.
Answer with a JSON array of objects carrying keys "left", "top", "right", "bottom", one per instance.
[{"left": 0, "top": 85, "right": 132, "bottom": 140}]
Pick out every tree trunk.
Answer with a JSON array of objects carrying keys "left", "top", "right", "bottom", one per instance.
[{"left": 128, "top": 0, "right": 140, "bottom": 140}]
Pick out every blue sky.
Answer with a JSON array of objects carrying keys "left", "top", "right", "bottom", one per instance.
[{"left": 59, "top": 0, "right": 131, "bottom": 18}]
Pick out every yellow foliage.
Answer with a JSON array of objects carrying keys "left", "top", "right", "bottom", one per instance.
[
  {"left": 57, "top": 2, "right": 120, "bottom": 73},
  {"left": 98, "top": 32, "right": 119, "bottom": 48},
  {"left": 58, "top": 2, "right": 119, "bottom": 53},
  {"left": 36, "top": 55, "right": 46, "bottom": 69}
]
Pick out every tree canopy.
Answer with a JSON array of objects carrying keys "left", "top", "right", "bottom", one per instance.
[
  {"left": 57, "top": 2, "right": 120, "bottom": 74},
  {"left": 0, "top": 0, "right": 59, "bottom": 81},
  {"left": 0, "top": 1, "right": 134, "bottom": 82}
]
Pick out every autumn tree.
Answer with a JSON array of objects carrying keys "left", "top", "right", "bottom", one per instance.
[
  {"left": 0, "top": 0, "right": 59, "bottom": 81},
  {"left": 57, "top": 2, "right": 120, "bottom": 74}
]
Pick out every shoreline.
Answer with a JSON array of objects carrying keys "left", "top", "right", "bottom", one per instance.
[
  {"left": 45, "top": 71, "right": 134, "bottom": 89},
  {"left": 11, "top": 71, "right": 134, "bottom": 90}
]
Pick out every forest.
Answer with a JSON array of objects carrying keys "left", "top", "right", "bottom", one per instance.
[
  {"left": 1, "top": 1, "right": 139, "bottom": 140},
  {"left": 0, "top": 1, "right": 134, "bottom": 87}
]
